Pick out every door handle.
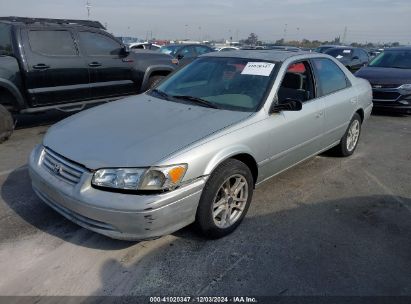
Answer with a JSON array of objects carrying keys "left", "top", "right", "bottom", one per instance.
[
  {"left": 33, "top": 64, "right": 50, "bottom": 70},
  {"left": 88, "top": 62, "right": 102, "bottom": 67}
]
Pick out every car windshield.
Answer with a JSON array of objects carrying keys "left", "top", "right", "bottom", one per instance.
[
  {"left": 159, "top": 45, "right": 180, "bottom": 55},
  {"left": 368, "top": 50, "right": 411, "bottom": 69},
  {"left": 315, "top": 46, "right": 333, "bottom": 53},
  {"left": 325, "top": 48, "right": 353, "bottom": 59},
  {"left": 150, "top": 57, "right": 278, "bottom": 112}
]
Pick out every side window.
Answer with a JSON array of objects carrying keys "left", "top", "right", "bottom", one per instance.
[
  {"left": 360, "top": 50, "right": 369, "bottom": 62},
  {"left": 0, "top": 23, "right": 13, "bottom": 56},
  {"left": 312, "top": 58, "right": 349, "bottom": 96},
  {"left": 78, "top": 32, "right": 122, "bottom": 56},
  {"left": 28, "top": 30, "right": 77, "bottom": 56},
  {"left": 195, "top": 46, "right": 212, "bottom": 55},
  {"left": 178, "top": 46, "right": 195, "bottom": 58},
  {"left": 277, "top": 61, "right": 315, "bottom": 103}
]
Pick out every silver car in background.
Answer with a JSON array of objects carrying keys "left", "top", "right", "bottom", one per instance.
[{"left": 29, "top": 50, "right": 372, "bottom": 240}]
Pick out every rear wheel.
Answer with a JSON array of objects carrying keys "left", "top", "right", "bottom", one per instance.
[
  {"left": 0, "top": 104, "right": 14, "bottom": 143},
  {"left": 195, "top": 159, "right": 254, "bottom": 238},
  {"left": 332, "top": 113, "right": 362, "bottom": 157}
]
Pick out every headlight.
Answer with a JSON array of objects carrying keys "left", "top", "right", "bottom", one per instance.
[
  {"left": 398, "top": 84, "right": 411, "bottom": 90},
  {"left": 91, "top": 164, "right": 187, "bottom": 191}
]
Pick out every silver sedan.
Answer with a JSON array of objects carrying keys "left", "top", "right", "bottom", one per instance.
[{"left": 29, "top": 50, "right": 372, "bottom": 240}]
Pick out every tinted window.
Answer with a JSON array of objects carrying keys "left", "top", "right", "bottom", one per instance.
[
  {"left": 312, "top": 58, "right": 349, "bottom": 96},
  {"left": 325, "top": 48, "right": 353, "bottom": 59},
  {"left": 195, "top": 45, "right": 212, "bottom": 55},
  {"left": 358, "top": 49, "right": 369, "bottom": 62},
  {"left": 79, "top": 32, "right": 122, "bottom": 56},
  {"left": 277, "top": 61, "right": 315, "bottom": 103},
  {"left": 0, "top": 23, "right": 13, "bottom": 56},
  {"left": 28, "top": 30, "right": 77, "bottom": 56},
  {"left": 159, "top": 45, "right": 180, "bottom": 55},
  {"left": 369, "top": 50, "right": 411, "bottom": 69},
  {"left": 178, "top": 46, "right": 196, "bottom": 58}
]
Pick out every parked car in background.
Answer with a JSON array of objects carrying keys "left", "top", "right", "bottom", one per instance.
[
  {"left": 159, "top": 43, "right": 214, "bottom": 66},
  {"left": 129, "top": 42, "right": 161, "bottom": 51},
  {"left": 265, "top": 45, "right": 301, "bottom": 52},
  {"left": 217, "top": 46, "right": 240, "bottom": 52},
  {"left": 0, "top": 17, "right": 177, "bottom": 142},
  {"left": 314, "top": 45, "right": 345, "bottom": 53},
  {"left": 355, "top": 47, "right": 411, "bottom": 114},
  {"left": 325, "top": 47, "right": 369, "bottom": 72},
  {"left": 29, "top": 50, "right": 372, "bottom": 240}
]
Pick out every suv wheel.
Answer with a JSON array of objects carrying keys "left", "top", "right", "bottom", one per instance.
[
  {"left": 332, "top": 113, "right": 362, "bottom": 157},
  {"left": 0, "top": 104, "right": 14, "bottom": 143},
  {"left": 147, "top": 75, "right": 165, "bottom": 89},
  {"left": 195, "top": 159, "right": 254, "bottom": 238}
]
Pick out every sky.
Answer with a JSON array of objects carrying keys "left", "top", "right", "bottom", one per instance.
[{"left": 1, "top": 0, "right": 410, "bottom": 44}]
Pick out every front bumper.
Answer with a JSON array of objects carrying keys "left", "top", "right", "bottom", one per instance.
[
  {"left": 28, "top": 145, "right": 206, "bottom": 240},
  {"left": 372, "top": 88, "right": 411, "bottom": 113}
]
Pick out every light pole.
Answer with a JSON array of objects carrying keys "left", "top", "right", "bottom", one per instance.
[
  {"left": 86, "top": 0, "right": 91, "bottom": 19},
  {"left": 185, "top": 24, "right": 188, "bottom": 40}
]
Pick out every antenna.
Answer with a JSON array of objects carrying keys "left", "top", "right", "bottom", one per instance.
[{"left": 86, "top": 0, "right": 92, "bottom": 19}]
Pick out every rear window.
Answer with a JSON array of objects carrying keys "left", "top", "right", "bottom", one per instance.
[
  {"left": 28, "top": 30, "right": 77, "bottom": 56},
  {"left": 0, "top": 23, "right": 13, "bottom": 56},
  {"left": 325, "top": 48, "right": 353, "bottom": 59}
]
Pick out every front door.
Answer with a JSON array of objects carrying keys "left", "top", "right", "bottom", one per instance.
[
  {"left": 77, "top": 31, "right": 136, "bottom": 99},
  {"left": 23, "top": 28, "right": 90, "bottom": 106},
  {"left": 260, "top": 61, "right": 324, "bottom": 180}
]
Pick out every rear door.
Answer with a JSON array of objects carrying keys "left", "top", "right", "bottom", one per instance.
[
  {"left": 311, "top": 58, "right": 357, "bottom": 146},
  {"left": 77, "top": 30, "right": 136, "bottom": 99},
  {"left": 23, "top": 27, "right": 90, "bottom": 106}
]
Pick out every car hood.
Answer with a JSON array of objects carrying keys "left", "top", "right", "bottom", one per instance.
[
  {"left": 43, "top": 95, "right": 251, "bottom": 169},
  {"left": 355, "top": 67, "right": 411, "bottom": 85}
]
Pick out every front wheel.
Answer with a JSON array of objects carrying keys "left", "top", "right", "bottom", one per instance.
[
  {"left": 0, "top": 104, "right": 14, "bottom": 143},
  {"left": 147, "top": 75, "right": 165, "bottom": 90},
  {"left": 332, "top": 113, "right": 362, "bottom": 157},
  {"left": 195, "top": 159, "right": 254, "bottom": 239}
]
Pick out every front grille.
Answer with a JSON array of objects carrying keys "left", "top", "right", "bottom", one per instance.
[
  {"left": 371, "top": 83, "right": 400, "bottom": 89},
  {"left": 42, "top": 148, "right": 86, "bottom": 184},
  {"left": 373, "top": 91, "right": 401, "bottom": 101}
]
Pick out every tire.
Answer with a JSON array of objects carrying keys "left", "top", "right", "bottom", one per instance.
[
  {"left": 195, "top": 159, "right": 254, "bottom": 239},
  {"left": 147, "top": 75, "right": 165, "bottom": 90},
  {"left": 332, "top": 113, "right": 362, "bottom": 157},
  {"left": 0, "top": 104, "right": 14, "bottom": 143}
]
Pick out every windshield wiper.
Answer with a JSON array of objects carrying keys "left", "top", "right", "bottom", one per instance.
[
  {"left": 150, "top": 89, "right": 171, "bottom": 100},
  {"left": 171, "top": 95, "right": 220, "bottom": 109}
]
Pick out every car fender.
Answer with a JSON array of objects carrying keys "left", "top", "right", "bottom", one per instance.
[
  {"left": 141, "top": 65, "right": 175, "bottom": 91},
  {"left": 0, "top": 78, "right": 25, "bottom": 110},
  {"left": 203, "top": 144, "right": 257, "bottom": 176}
]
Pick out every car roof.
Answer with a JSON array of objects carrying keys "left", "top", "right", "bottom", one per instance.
[
  {"left": 202, "top": 49, "right": 313, "bottom": 62},
  {"left": 163, "top": 44, "right": 209, "bottom": 47},
  {"left": 383, "top": 47, "right": 411, "bottom": 51}
]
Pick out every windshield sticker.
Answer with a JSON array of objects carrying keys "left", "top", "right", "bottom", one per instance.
[
  {"left": 241, "top": 62, "right": 275, "bottom": 76},
  {"left": 336, "top": 55, "right": 344, "bottom": 59},
  {"left": 343, "top": 50, "right": 352, "bottom": 53}
]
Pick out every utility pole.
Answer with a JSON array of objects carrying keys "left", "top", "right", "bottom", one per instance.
[
  {"left": 86, "top": 0, "right": 91, "bottom": 19},
  {"left": 283, "top": 23, "right": 288, "bottom": 41},
  {"left": 342, "top": 26, "right": 347, "bottom": 44}
]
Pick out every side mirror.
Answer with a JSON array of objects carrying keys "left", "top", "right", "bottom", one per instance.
[
  {"left": 271, "top": 98, "right": 303, "bottom": 113},
  {"left": 352, "top": 56, "right": 359, "bottom": 60},
  {"left": 177, "top": 54, "right": 184, "bottom": 60}
]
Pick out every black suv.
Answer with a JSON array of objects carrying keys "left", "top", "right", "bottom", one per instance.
[{"left": 0, "top": 17, "right": 177, "bottom": 142}]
